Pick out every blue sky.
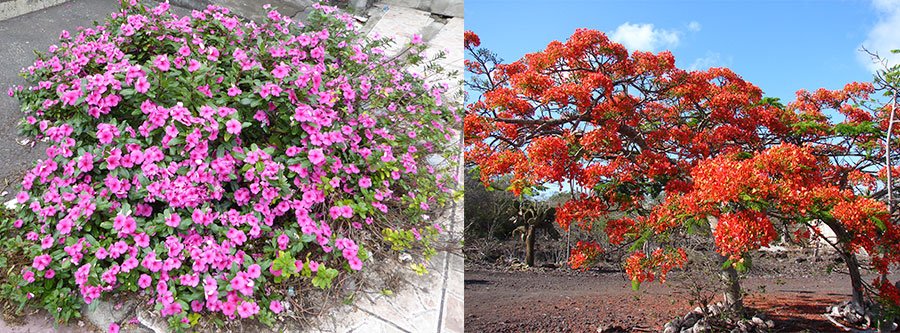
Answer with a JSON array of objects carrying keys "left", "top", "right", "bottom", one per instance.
[{"left": 466, "top": 0, "right": 900, "bottom": 103}]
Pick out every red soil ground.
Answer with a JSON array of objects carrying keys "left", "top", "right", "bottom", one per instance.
[{"left": 465, "top": 267, "right": 887, "bottom": 332}]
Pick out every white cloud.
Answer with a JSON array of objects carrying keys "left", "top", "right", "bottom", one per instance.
[
  {"left": 859, "top": 0, "right": 900, "bottom": 72},
  {"left": 874, "top": 0, "right": 900, "bottom": 11},
  {"left": 609, "top": 22, "right": 680, "bottom": 52},
  {"left": 689, "top": 52, "right": 732, "bottom": 71},
  {"left": 688, "top": 21, "right": 702, "bottom": 32}
]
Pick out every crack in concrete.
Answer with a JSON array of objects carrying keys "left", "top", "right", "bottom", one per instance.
[{"left": 353, "top": 305, "right": 414, "bottom": 333}]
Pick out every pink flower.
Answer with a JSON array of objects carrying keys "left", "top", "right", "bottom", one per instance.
[
  {"left": 269, "top": 300, "right": 283, "bottom": 314},
  {"left": 78, "top": 153, "right": 94, "bottom": 172},
  {"left": 109, "top": 323, "right": 120, "bottom": 333},
  {"left": 6, "top": 2, "right": 460, "bottom": 321},
  {"left": 16, "top": 191, "right": 29, "bottom": 203},
  {"left": 231, "top": 272, "right": 253, "bottom": 295},
  {"left": 97, "top": 124, "right": 119, "bottom": 145},
  {"left": 188, "top": 59, "right": 201, "bottom": 72},
  {"left": 95, "top": 247, "right": 109, "bottom": 260},
  {"left": 163, "top": 302, "right": 183, "bottom": 316},
  {"left": 328, "top": 206, "right": 350, "bottom": 220},
  {"left": 22, "top": 271, "right": 34, "bottom": 283},
  {"left": 285, "top": 146, "right": 300, "bottom": 157},
  {"left": 61, "top": 89, "right": 81, "bottom": 106},
  {"left": 178, "top": 45, "right": 191, "bottom": 56},
  {"left": 106, "top": 149, "right": 122, "bottom": 170},
  {"left": 152, "top": 1, "right": 169, "bottom": 14},
  {"left": 340, "top": 206, "right": 354, "bottom": 218},
  {"left": 237, "top": 301, "right": 259, "bottom": 319},
  {"left": 165, "top": 213, "right": 181, "bottom": 228},
  {"left": 41, "top": 236, "right": 53, "bottom": 249},
  {"left": 226, "top": 228, "right": 247, "bottom": 245},
  {"left": 358, "top": 177, "right": 372, "bottom": 188},
  {"left": 348, "top": 256, "right": 363, "bottom": 271},
  {"left": 138, "top": 274, "right": 152, "bottom": 289},
  {"left": 122, "top": 257, "right": 138, "bottom": 272},
  {"left": 223, "top": 17, "right": 239, "bottom": 30},
  {"left": 272, "top": 64, "right": 290, "bottom": 79},
  {"left": 179, "top": 274, "right": 199, "bottom": 287},
  {"left": 133, "top": 233, "right": 150, "bottom": 247},
  {"left": 113, "top": 214, "right": 136, "bottom": 235},
  {"left": 252, "top": 110, "right": 268, "bottom": 123},
  {"left": 308, "top": 149, "right": 325, "bottom": 165},
  {"left": 57, "top": 219, "right": 73, "bottom": 234},
  {"left": 32, "top": 254, "right": 51, "bottom": 271},
  {"left": 221, "top": 301, "right": 236, "bottom": 316},
  {"left": 153, "top": 55, "right": 170, "bottom": 71},
  {"left": 226, "top": 119, "right": 242, "bottom": 135},
  {"left": 295, "top": 260, "right": 304, "bottom": 271},
  {"left": 191, "top": 300, "right": 204, "bottom": 312},
  {"left": 277, "top": 234, "right": 289, "bottom": 250},
  {"left": 247, "top": 264, "right": 261, "bottom": 279},
  {"left": 197, "top": 85, "right": 212, "bottom": 98},
  {"left": 411, "top": 34, "right": 423, "bottom": 44},
  {"left": 207, "top": 47, "right": 220, "bottom": 61},
  {"left": 135, "top": 77, "right": 150, "bottom": 93}
]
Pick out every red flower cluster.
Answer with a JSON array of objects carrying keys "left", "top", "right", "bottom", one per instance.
[
  {"left": 713, "top": 211, "right": 777, "bottom": 259},
  {"left": 555, "top": 196, "right": 608, "bottom": 231},
  {"left": 568, "top": 241, "right": 604, "bottom": 271},
  {"left": 624, "top": 248, "right": 688, "bottom": 285},
  {"left": 464, "top": 30, "right": 481, "bottom": 47},
  {"left": 832, "top": 197, "right": 889, "bottom": 251},
  {"left": 526, "top": 136, "right": 576, "bottom": 183}
]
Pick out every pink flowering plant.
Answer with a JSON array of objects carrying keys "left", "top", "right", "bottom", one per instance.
[{"left": 1, "top": 0, "right": 459, "bottom": 330}]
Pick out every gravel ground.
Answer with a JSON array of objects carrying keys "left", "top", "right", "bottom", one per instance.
[{"left": 465, "top": 249, "right": 899, "bottom": 333}]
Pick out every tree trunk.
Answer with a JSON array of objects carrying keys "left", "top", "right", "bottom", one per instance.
[
  {"left": 708, "top": 216, "right": 744, "bottom": 312},
  {"left": 717, "top": 254, "right": 744, "bottom": 312},
  {"left": 525, "top": 224, "right": 536, "bottom": 267},
  {"left": 813, "top": 239, "right": 820, "bottom": 262},
  {"left": 842, "top": 251, "right": 866, "bottom": 309},
  {"left": 821, "top": 218, "right": 866, "bottom": 308}
]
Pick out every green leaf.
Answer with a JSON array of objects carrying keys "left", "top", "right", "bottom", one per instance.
[
  {"left": 300, "top": 233, "right": 315, "bottom": 243},
  {"left": 311, "top": 267, "right": 338, "bottom": 289},
  {"left": 722, "top": 259, "right": 734, "bottom": 270},
  {"left": 872, "top": 216, "right": 887, "bottom": 232},
  {"left": 168, "top": 136, "right": 184, "bottom": 146},
  {"left": 409, "top": 263, "right": 428, "bottom": 276}
]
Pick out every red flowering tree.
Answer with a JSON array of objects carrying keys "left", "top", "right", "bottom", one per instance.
[{"left": 465, "top": 28, "right": 899, "bottom": 316}]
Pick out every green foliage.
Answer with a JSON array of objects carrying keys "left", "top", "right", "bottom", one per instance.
[
  {"left": 409, "top": 263, "right": 428, "bottom": 276},
  {"left": 272, "top": 251, "right": 299, "bottom": 283},
  {"left": 311, "top": 267, "right": 339, "bottom": 289},
  {"left": 834, "top": 121, "right": 881, "bottom": 136},
  {"left": 464, "top": 167, "right": 520, "bottom": 240},
  {"left": 383, "top": 228, "right": 415, "bottom": 251},
  {"left": 790, "top": 120, "right": 830, "bottom": 135}
]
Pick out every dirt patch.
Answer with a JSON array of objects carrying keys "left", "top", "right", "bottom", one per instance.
[{"left": 466, "top": 250, "right": 897, "bottom": 333}]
